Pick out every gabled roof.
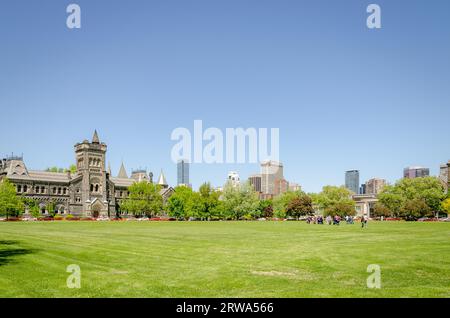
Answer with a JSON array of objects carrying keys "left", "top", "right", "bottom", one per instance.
[{"left": 117, "top": 162, "right": 128, "bottom": 179}]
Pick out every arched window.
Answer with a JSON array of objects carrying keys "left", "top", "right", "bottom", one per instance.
[
  {"left": 17, "top": 185, "right": 22, "bottom": 192},
  {"left": 23, "top": 185, "right": 27, "bottom": 192},
  {"left": 90, "top": 184, "right": 94, "bottom": 192},
  {"left": 58, "top": 187, "right": 61, "bottom": 194},
  {"left": 41, "top": 186, "right": 45, "bottom": 193},
  {"left": 63, "top": 188, "right": 67, "bottom": 195},
  {"left": 95, "top": 184, "right": 99, "bottom": 192},
  {"left": 35, "top": 186, "right": 40, "bottom": 194},
  {"left": 53, "top": 187, "right": 56, "bottom": 194}
]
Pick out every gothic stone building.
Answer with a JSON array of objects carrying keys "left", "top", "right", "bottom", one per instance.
[{"left": 0, "top": 131, "right": 173, "bottom": 217}]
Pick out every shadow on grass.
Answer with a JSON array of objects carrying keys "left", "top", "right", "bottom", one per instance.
[{"left": 0, "top": 240, "right": 35, "bottom": 266}]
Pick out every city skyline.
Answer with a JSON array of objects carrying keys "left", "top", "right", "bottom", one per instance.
[{"left": 1, "top": 0, "right": 449, "bottom": 192}]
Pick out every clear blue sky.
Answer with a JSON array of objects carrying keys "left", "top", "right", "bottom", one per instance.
[{"left": 1, "top": 0, "right": 449, "bottom": 192}]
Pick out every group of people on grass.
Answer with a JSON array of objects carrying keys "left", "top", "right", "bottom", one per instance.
[{"left": 305, "top": 214, "right": 368, "bottom": 228}]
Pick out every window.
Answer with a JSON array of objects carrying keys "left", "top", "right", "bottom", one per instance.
[
  {"left": 53, "top": 187, "right": 56, "bottom": 194},
  {"left": 63, "top": 188, "right": 67, "bottom": 195},
  {"left": 35, "top": 186, "right": 40, "bottom": 194},
  {"left": 41, "top": 186, "right": 45, "bottom": 193},
  {"left": 17, "top": 185, "right": 22, "bottom": 192},
  {"left": 58, "top": 187, "right": 61, "bottom": 194},
  {"left": 95, "top": 184, "right": 99, "bottom": 192},
  {"left": 90, "top": 184, "right": 94, "bottom": 192},
  {"left": 23, "top": 185, "right": 27, "bottom": 192}
]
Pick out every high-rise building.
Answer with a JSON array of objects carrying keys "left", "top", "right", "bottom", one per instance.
[
  {"left": 248, "top": 174, "right": 262, "bottom": 193},
  {"left": 403, "top": 166, "right": 429, "bottom": 179},
  {"left": 260, "top": 161, "right": 287, "bottom": 197},
  {"left": 359, "top": 184, "right": 366, "bottom": 195},
  {"left": 345, "top": 170, "right": 360, "bottom": 194},
  {"left": 177, "top": 160, "right": 189, "bottom": 186},
  {"left": 227, "top": 171, "right": 240, "bottom": 187},
  {"left": 365, "top": 178, "right": 386, "bottom": 195}
]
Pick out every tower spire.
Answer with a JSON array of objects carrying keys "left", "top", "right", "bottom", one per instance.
[
  {"left": 118, "top": 162, "right": 128, "bottom": 178},
  {"left": 92, "top": 130, "right": 100, "bottom": 143}
]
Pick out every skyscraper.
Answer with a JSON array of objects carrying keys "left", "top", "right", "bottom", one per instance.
[
  {"left": 403, "top": 166, "right": 429, "bottom": 179},
  {"left": 260, "top": 161, "right": 287, "bottom": 197},
  {"left": 365, "top": 178, "right": 386, "bottom": 195},
  {"left": 345, "top": 170, "right": 360, "bottom": 194},
  {"left": 177, "top": 160, "right": 189, "bottom": 186}
]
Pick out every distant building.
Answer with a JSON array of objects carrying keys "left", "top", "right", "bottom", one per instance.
[
  {"left": 177, "top": 160, "right": 190, "bottom": 186},
  {"left": 365, "top": 178, "right": 386, "bottom": 195},
  {"left": 248, "top": 174, "right": 262, "bottom": 193},
  {"left": 353, "top": 194, "right": 378, "bottom": 218},
  {"left": 260, "top": 161, "right": 288, "bottom": 197},
  {"left": 403, "top": 166, "right": 429, "bottom": 179},
  {"left": 289, "top": 182, "right": 301, "bottom": 192},
  {"left": 440, "top": 161, "right": 449, "bottom": 192},
  {"left": 345, "top": 170, "right": 360, "bottom": 194},
  {"left": 227, "top": 171, "right": 240, "bottom": 187},
  {"left": 130, "top": 169, "right": 149, "bottom": 182},
  {"left": 359, "top": 184, "right": 366, "bottom": 195},
  {"left": 274, "top": 179, "right": 289, "bottom": 196}
]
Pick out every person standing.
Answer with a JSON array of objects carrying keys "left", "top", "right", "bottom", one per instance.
[{"left": 361, "top": 215, "right": 368, "bottom": 228}]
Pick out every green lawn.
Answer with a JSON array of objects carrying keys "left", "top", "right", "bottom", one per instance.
[{"left": 0, "top": 221, "right": 449, "bottom": 298}]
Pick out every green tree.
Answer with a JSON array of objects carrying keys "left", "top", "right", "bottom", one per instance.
[
  {"left": 399, "top": 199, "right": 432, "bottom": 221},
  {"left": 65, "top": 165, "right": 77, "bottom": 174},
  {"left": 46, "top": 200, "right": 56, "bottom": 217},
  {"left": 221, "top": 182, "right": 260, "bottom": 220},
  {"left": 312, "top": 186, "right": 355, "bottom": 217},
  {"left": 378, "top": 177, "right": 445, "bottom": 218},
  {"left": 285, "top": 195, "right": 314, "bottom": 219},
  {"left": 166, "top": 185, "right": 194, "bottom": 220},
  {"left": 371, "top": 202, "right": 392, "bottom": 218},
  {"left": 121, "top": 182, "right": 163, "bottom": 217},
  {"left": 197, "top": 182, "right": 222, "bottom": 220},
  {"left": 0, "top": 179, "right": 24, "bottom": 219},
  {"left": 441, "top": 198, "right": 450, "bottom": 217},
  {"left": 46, "top": 167, "right": 64, "bottom": 173},
  {"left": 22, "top": 197, "right": 40, "bottom": 218},
  {"left": 273, "top": 190, "right": 304, "bottom": 218},
  {"left": 323, "top": 201, "right": 355, "bottom": 217},
  {"left": 258, "top": 199, "right": 273, "bottom": 218}
]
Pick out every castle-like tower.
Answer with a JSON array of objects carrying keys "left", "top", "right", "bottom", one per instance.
[{"left": 74, "top": 130, "right": 109, "bottom": 217}]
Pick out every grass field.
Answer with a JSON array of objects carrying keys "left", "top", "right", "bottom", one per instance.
[{"left": 0, "top": 221, "right": 449, "bottom": 298}]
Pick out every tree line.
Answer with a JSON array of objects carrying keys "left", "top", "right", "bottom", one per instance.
[{"left": 1, "top": 176, "right": 449, "bottom": 220}]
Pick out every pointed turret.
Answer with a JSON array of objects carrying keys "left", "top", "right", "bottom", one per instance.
[
  {"left": 107, "top": 162, "right": 112, "bottom": 175},
  {"left": 157, "top": 169, "right": 168, "bottom": 188},
  {"left": 92, "top": 130, "right": 100, "bottom": 144},
  {"left": 117, "top": 162, "right": 128, "bottom": 178}
]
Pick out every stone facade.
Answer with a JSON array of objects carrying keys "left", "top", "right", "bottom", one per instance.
[{"left": 0, "top": 131, "right": 173, "bottom": 217}]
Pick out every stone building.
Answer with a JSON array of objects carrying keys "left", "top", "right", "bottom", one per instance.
[{"left": 0, "top": 131, "right": 173, "bottom": 217}]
